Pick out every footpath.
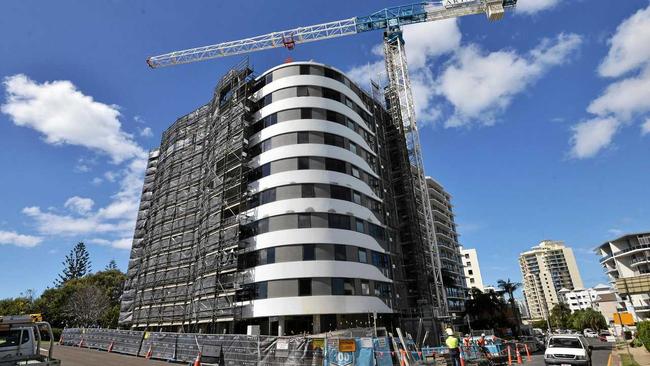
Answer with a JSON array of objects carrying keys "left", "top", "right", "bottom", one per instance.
[{"left": 611, "top": 344, "right": 650, "bottom": 366}]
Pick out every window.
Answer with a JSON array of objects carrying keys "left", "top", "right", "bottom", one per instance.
[
  {"left": 349, "top": 142, "right": 357, "bottom": 155},
  {"left": 266, "top": 247, "right": 276, "bottom": 264},
  {"left": 298, "top": 157, "right": 310, "bottom": 170},
  {"left": 298, "top": 213, "right": 311, "bottom": 228},
  {"left": 344, "top": 279, "right": 355, "bottom": 295},
  {"left": 303, "top": 244, "right": 315, "bottom": 260},
  {"left": 470, "top": 278, "right": 475, "bottom": 284},
  {"left": 351, "top": 167, "right": 361, "bottom": 179},
  {"left": 358, "top": 248, "right": 368, "bottom": 263},
  {"left": 297, "top": 86, "right": 310, "bottom": 97},
  {"left": 297, "top": 132, "right": 310, "bottom": 144},
  {"left": 352, "top": 191, "right": 362, "bottom": 205},
  {"left": 465, "top": 253, "right": 470, "bottom": 259},
  {"left": 257, "top": 282, "right": 268, "bottom": 299},
  {"left": 361, "top": 280, "right": 370, "bottom": 295},
  {"left": 355, "top": 219, "right": 365, "bottom": 233},
  {"left": 466, "top": 261, "right": 471, "bottom": 267},
  {"left": 302, "top": 184, "right": 315, "bottom": 198},
  {"left": 330, "top": 185, "right": 351, "bottom": 201},
  {"left": 301, "top": 108, "right": 312, "bottom": 119},
  {"left": 329, "top": 214, "right": 351, "bottom": 230},
  {"left": 468, "top": 270, "right": 473, "bottom": 275},
  {"left": 335, "top": 245, "right": 347, "bottom": 261},
  {"left": 325, "top": 158, "right": 346, "bottom": 173},
  {"left": 300, "top": 65, "right": 310, "bottom": 75},
  {"left": 298, "top": 278, "right": 311, "bottom": 296},
  {"left": 332, "top": 278, "right": 345, "bottom": 295}
]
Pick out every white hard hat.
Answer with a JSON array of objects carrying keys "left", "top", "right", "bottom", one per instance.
[
  {"left": 446, "top": 328, "right": 454, "bottom": 336},
  {"left": 481, "top": 333, "right": 486, "bottom": 337}
]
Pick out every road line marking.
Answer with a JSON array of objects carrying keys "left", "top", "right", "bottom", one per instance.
[{"left": 607, "top": 353, "right": 612, "bottom": 366}]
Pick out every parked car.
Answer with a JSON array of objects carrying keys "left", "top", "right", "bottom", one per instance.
[
  {"left": 598, "top": 330, "right": 615, "bottom": 342},
  {"left": 583, "top": 329, "right": 598, "bottom": 338},
  {"left": 544, "top": 334, "right": 593, "bottom": 366}
]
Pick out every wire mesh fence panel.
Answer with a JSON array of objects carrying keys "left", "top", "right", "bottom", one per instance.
[
  {"left": 259, "top": 336, "right": 317, "bottom": 365},
  {"left": 108, "top": 329, "right": 145, "bottom": 356},
  {"left": 60, "top": 328, "right": 82, "bottom": 346},
  {"left": 138, "top": 331, "right": 178, "bottom": 360}
]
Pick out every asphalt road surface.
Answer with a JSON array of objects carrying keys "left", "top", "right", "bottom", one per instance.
[
  {"left": 527, "top": 338, "right": 613, "bottom": 366},
  {"left": 43, "top": 344, "right": 172, "bottom": 366}
]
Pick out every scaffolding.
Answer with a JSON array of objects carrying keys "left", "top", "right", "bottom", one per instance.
[{"left": 119, "top": 60, "right": 255, "bottom": 331}]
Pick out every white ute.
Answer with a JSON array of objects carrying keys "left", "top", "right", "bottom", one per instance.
[
  {"left": 544, "top": 334, "right": 593, "bottom": 366},
  {"left": 0, "top": 314, "right": 61, "bottom": 366}
]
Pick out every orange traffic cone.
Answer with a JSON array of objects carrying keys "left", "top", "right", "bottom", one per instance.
[
  {"left": 193, "top": 352, "right": 202, "bottom": 366},
  {"left": 58, "top": 336, "right": 64, "bottom": 345},
  {"left": 524, "top": 344, "right": 532, "bottom": 361},
  {"left": 459, "top": 348, "right": 466, "bottom": 366},
  {"left": 108, "top": 341, "right": 114, "bottom": 353},
  {"left": 78, "top": 338, "right": 84, "bottom": 348},
  {"left": 145, "top": 344, "right": 153, "bottom": 359},
  {"left": 516, "top": 346, "right": 523, "bottom": 364},
  {"left": 507, "top": 345, "right": 512, "bottom": 365}
]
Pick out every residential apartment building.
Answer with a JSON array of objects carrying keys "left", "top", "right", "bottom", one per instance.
[
  {"left": 460, "top": 247, "right": 485, "bottom": 291},
  {"left": 595, "top": 232, "right": 650, "bottom": 321},
  {"left": 519, "top": 240, "right": 584, "bottom": 321},
  {"left": 558, "top": 284, "right": 615, "bottom": 312},
  {"left": 119, "top": 60, "right": 454, "bottom": 336},
  {"left": 426, "top": 178, "right": 468, "bottom": 319}
]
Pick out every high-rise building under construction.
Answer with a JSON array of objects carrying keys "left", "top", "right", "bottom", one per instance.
[{"left": 119, "top": 60, "right": 464, "bottom": 335}]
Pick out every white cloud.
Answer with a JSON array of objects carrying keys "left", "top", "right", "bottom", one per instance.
[
  {"left": 1, "top": 74, "right": 144, "bottom": 163},
  {"left": 1, "top": 74, "right": 148, "bottom": 248},
  {"left": 598, "top": 5, "right": 650, "bottom": 78},
  {"left": 569, "top": 117, "right": 620, "bottom": 159},
  {"left": 402, "top": 19, "right": 461, "bottom": 69},
  {"left": 64, "top": 196, "right": 95, "bottom": 215},
  {"left": 439, "top": 33, "right": 582, "bottom": 126},
  {"left": 569, "top": 4, "right": 650, "bottom": 158},
  {"left": 515, "top": 0, "right": 560, "bottom": 15},
  {"left": 587, "top": 67, "right": 650, "bottom": 120},
  {"left": 642, "top": 118, "right": 650, "bottom": 135},
  {"left": 89, "top": 237, "right": 132, "bottom": 250},
  {"left": 92, "top": 177, "right": 103, "bottom": 185},
  {"left": 0, "top": 230, "right": 43, "bottom": 248},
  {"left": 139, "top": 127, "right": 153, "bottom": 138},
  {"left": 346, "top": 60, "right": 385, "bottom": 90}
]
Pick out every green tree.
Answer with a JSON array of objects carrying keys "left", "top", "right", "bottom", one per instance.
[
  {"left": 56, "top": 242, "right": 92, "bottom": 286},
  {"left": 549, "top": 302, "right": 572, "bottom": 329},
  {"left": 637, "top": 321, "right": 650, "bottom": 352},
  {"left": 105, "top": 259, "right": 118, "bottom": 270},
  {"left": 497, "top": 278, "right": 523, "bottom": 336}
]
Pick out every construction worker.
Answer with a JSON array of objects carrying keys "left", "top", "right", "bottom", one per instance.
[
  {"left": 445, "top": 328, "right": 461, "bottom": 366},
  {"left": 463, "top": 334, "right": 471, "bottom": 347}
]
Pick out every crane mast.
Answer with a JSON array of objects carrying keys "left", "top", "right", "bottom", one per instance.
[{"left": 147, "top": 0, "right": 517, "bottom": 322}]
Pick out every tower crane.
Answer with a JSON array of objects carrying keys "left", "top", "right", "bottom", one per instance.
[{"left": 147, "top": 0, "right": 518, "bottom": 319}]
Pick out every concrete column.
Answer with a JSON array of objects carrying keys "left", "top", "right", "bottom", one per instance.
[
  {"left": 313, "top": 314, "right": 321, "bottom": 334},
  {"left": 278, "top": 316, "right": 285, "bottom": 336}
]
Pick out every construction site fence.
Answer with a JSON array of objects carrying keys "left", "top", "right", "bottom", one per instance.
[{"left": 59, "top": 328, "right": 401, "bottom": 365}]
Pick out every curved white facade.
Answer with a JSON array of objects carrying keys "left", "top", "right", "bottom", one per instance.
[{"left": 240, "top": 62, "right": 394, "bottom": 327}]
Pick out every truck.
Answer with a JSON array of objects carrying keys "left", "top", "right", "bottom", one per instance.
[{"left": 0, "top": 314, "right": 61, "bottom": 365}]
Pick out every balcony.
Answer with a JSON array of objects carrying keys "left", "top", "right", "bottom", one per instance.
[
  {"left": 631, "top": 257, "right": 650, "bottom": 267},
  {"left": 604, "top": 243, "right": 650, "bottom": 262}
]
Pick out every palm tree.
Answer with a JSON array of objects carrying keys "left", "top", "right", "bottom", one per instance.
[{"left": 497, "top": 278, "right": 523, "bottom": 336}]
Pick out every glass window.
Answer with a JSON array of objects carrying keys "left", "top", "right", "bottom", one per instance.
[
  {"left": 298, "top": 278, "right": 311, "bottom": 296},
  {"left": 329, "top": 214, "right": 351, "bottom": 230},
  {"left": 352, "top": 192, "right": 362, "bottom": 205},
  {"left": 267, "top": 247, "right": 275, "bottom": 264},
  {"left": 312, "top": 108, "right": 326, "bottom": 120},
  {"left": 303, "top": 244, "right": 315, "bottom": 260},
  {"left": 355, "top": 219, "right": 365, "bottom": 233},
  {"left": 261, "top": 163, "right": 271, "bottom": 177},
  {"left": 301, "top": 108, "right": 312, "bottom": 119},
  {"left": 344, "top": 279, "right": 355, "bottom": 295},
  {"left": 300, "top": 65, "right": 310, "bottom": 75},
  {"left": 358, "top": 248, "right": 368, "bottom": 263},
  {"left": 265, "top": 73, "right": 273, "bottom": 84},
  {"left": 257, "top": 282, "right": 268, "bottom": 299},
  {"left": 297, "top": 131, "right": 309, "bottom": 144},
  {"left": 361, "top": 280, "right": 370, "bottom": 295},
  {"left": 335, "top": 244, "right": 347, "bottom": 261},
  {"left": 302, "top": 184, "right": 315, "bottom": 198},
  {"left": 351, "top": 167, "right": 361, "bottom": 179},
  {"left": 277, "top": 109, "right": 301, "bottom": 122},
  {"left": 325, "top": 159, "right": 346, "bottom": 173},
  {"left": 297, "top": 86, "right": 309, "bottom": 97},
  {"left": 298, "top": 213, "right": 311, "bottom": 228},
  {"left": 298, "top": 157, "right": 310, "bottom": 170},
  {"left": 349, "top": 142, "right": 357, "bottom": 155},
  {"left": 315, "top": 244, "right": 334, "bottom": 260},
  {"left": 332, "top": 278, "right": 345, "bottom": 295},
  {"left": 330, "top": 185, "right": 351, "bottom": 201}
]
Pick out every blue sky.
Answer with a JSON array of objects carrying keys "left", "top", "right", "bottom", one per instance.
[{"left": 1, "top": 0, "right": 649, "bottom": 298}]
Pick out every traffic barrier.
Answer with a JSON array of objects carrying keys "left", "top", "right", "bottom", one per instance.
[
  {"left": 524, "top": 343, "right": 531, "bottom": 361},
  {"left": 139, "top": 332, "right": 176, "bottom": 361},
  {"left": 507, "top": 345, "right": 512, "bottom": 365},
  {"left": 516, "top": 345, "right": 523, "bottom": 364}
]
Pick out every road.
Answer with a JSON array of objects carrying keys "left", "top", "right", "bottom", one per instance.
[
  {"left": 43, "top": 344, "right": 172, "bottom": 366},
  {"left": 527, "top": 338, "right": 613, "bottom": 366}
]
